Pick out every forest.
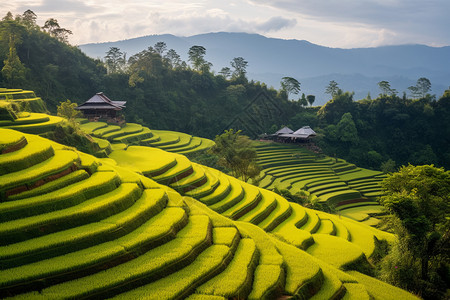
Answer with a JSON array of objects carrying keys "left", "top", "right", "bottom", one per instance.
[{"left": 0, "top": 10, "right": 449, "bottom": 172}]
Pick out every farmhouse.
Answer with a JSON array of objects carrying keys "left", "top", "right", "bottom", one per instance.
[
  {"left": 264, "top": 125, "right": 316, "bottom": 143},
  {"left": 76, "top": 92, "right": 126, "bottom": 123}
]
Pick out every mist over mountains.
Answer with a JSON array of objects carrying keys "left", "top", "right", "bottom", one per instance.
[{"left": 79, "top": 32, "right": 450, "bottom": 105}]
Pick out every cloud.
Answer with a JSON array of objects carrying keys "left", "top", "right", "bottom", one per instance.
[{"left": 256, "top": 16, "right": 297, "bottom": 32}]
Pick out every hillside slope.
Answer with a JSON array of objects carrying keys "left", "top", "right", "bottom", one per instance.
[{"left": 0, "top": 129, "right": 420, "bottom": 299}]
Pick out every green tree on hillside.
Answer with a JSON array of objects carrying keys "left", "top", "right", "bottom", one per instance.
[
  {"left": 325, "top": 80, "right": 340, "bottom": 97},
  {"left": 380, "top": 164, "right": 450, "bottom": 299},
  {"left": 280, "top": 76, "right": 301, "bottom": 98},
  {"left": 408, "top": 77, "right": 432, "bottom": 99},
  {"left": 105, "top": 47, "right": 126, "bottom": 74},
  {"left": 210, "top": 129, "right": 261, "bottom": 182},
  {"left": 378, "top": 80, "right": 397, "bottom": 96},
  {"left": 57, "top": 99, "right": 82, "bottom": 122},
  {"left": 307, "top": 94, "right": 315, "bottom": 106},
  {"left": 188, "top": 45, "right": 211, "bottom": 72},
  {"left": 41, "top": 18, "right": 72, "bottom": 44},
  {"left": 230, "top": 57, "right": 248, "bottom": 79}
]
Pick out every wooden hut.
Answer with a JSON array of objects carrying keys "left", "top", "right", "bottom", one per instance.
[{"left": 76, "top": 92, "right": 126, "bottom": 123}]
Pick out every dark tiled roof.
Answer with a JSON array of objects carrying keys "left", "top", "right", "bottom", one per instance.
[{"left": 76, "top": 92, "right": 126, "bottom": 110}]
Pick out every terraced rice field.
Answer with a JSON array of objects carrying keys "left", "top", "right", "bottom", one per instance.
[
  {"left": 253, "top": 142, "right": 388, "bottom": 225},
  {"left": 78, "top": 120, "right": 215, "bottom": 156},
  {"left": 0, "top": 128, "right": 419, "bottom": 299}
]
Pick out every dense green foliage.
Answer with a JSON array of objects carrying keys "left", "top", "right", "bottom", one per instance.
[
  {"left": 1, "top": 11, "right": 449, "bottom": 172},
  {"left": 379, "top": 165, "right": 449, "bottom": 299}
]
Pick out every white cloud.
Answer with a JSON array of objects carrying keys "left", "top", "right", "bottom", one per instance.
[{"left": 2, "top": 0, "right": 449, "bottom": 48}]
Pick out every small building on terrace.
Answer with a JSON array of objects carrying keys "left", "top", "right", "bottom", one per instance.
[
  {"left": 265, "top": 126, "right": 316, "bottom": 143},
  {"left": 76, "top": 92, "right": 126, "bottom": 123}
]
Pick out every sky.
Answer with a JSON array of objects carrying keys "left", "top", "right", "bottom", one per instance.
[{"left": 3, "top": 0, "right": 450, "bottom": 48}]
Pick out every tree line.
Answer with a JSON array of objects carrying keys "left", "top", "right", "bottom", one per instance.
[{"left": 1, "top": 10, "right": 449, "bottom": 171}]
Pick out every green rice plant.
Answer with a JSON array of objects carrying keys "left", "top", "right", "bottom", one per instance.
[
  {"left": 0, "top": 189, "right": 170, "bottom": 268},
  {"left": 8, "top": 170, "right": 89, "bottom": 200},
  {"left": 101, "top": 123, "right": 143, "bottom": 140},
  {"left": 108, "top": 146, "right": 177, "bottom": 176},
  {"left": 258, "top": 194, "right": 292, "bottom": 232},
  {"left": 235, "top": 222, "right": 283, "bottom": 266},
  {"left": 0, "top": 112, "right": 49, "bottom": 126},
  {"left": 0, "top": 171, "right": 121, "bottom": 221},
  {"left": 318, "top": 190, "right": 362, "bottom": 206},
  {"left": 338, "top": 169, "right": 384, "bottom": 183},
  {"left": 184, "top": 197, "right": 235, "bottom": 228},
  {"left": 186, "top": 295, "right": 226, "bottom": 300},
  {"left": 2, "top": 209, "right": 194, "bottom": 298},
  {"left": 0, "top": 183, "right": 141, "bottom": 244},
  {"left": 5, "top": 115, "right": 64, "bottom": 134},
  {"left": 315, "top": 219, "right": 336, "bottom": 235},
  {"left": 346, "top": 271, "right": 420, "bottom": 300},
  {"left": 212, "top": 227, "right": 240, "bottom": 247},
  {"left": 185, "top": 168, "right": 220, "bottom": 199},
  {"left": 318, "top": 213, "right": 350, "bottom": 241},
  {"left": 152, "top": 154, "right": 193, "bottom": 183},
  {"left": 342, "top": 283, "right": 371, "bottom": 299},
  {"left": 222, "top": 182, "right": 262, "bottom": 220},
  {"left": 238, "top": 189, "right": 277, "bottom": 225},
  {"left": 92, "top": 124, "right": 121, "bottom": 136},
  {"left": 307, "top": 234, "right": 367, "bottom": 270},
  {"left": 199, "top": 171, "right": 231, "bottom": 205},
  {"left": 145, "top": 130, "right": 180, "bottom": 147},
  {"left": 111, "top": 245, "right": 231, "bottom": 300},
  {"left": 0, "top": 149, "right": 79, "bottom": 197},
  {"left": 113, "top": 127, "right": 153, "bottom": 144},
  {"left": 272, "top": 203, "right": 313, "bottom": 249},
  {"left": 91, "top": 137, "right": 111, "bottom": 153},
  {"left": 195, "top": 239, "right": 259, "bottom": 298},
  {"left": 248, "top": 264, "right": 284, "bottom": 300},
  {"left": 169, "top": 163, "right": 206, "bottom": 191},
  {"left": 209, "top": 177, "right": 245, "bottom": 213},
  {"left": 0, "top": 129, "right": 26, "bottom": 152},
  {"left": 310, "top": 267, "right": 344, "bottom": 299},
  {"left": 0, "top": 140, "right": 54, "bottom": 175},
  {"left": 271, "top": 237, "right": 322, "bottom": 296},
  {"left": 337, "top": 218, "right": 378, "bottom": 258},
  {"left": 157, "top": 132, "right": 192, "bottom": 150},
  {"left": 178, "top": 138, "right": 215, "bottom": 155},
  {"left": 299, "top": 207, "right": 321, "bottom": 233},
  {"left": 361, "top": 218, "right": 380, "bottom": 226}
]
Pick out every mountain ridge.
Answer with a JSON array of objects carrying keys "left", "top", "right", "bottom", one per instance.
[{"left": 79, "top": 32, "right": 450, "bottom": 105}]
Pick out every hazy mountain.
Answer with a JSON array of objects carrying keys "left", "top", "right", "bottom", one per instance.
[{"left": 79, "top": 32, "right": 450, "bottom": 105}]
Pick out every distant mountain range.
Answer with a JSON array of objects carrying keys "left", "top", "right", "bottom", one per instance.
[{"left": 79, "top": 32, "right": 450, "bottom": 105}]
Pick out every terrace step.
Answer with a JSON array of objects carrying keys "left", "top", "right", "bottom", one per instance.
[
  {"left": 185, "top": 167, "right": 220, "bottom": 199},
  {"left": 238, "top": 189, "right": 277, "bottom": 225},
  {"left": 0, "top": 188, "right": 169, "bottom": 269},
  {"left": 9, "top": 214, "right": 207, "bottom": 299},
  {"left": 0, "top": 129, "right": 28, "bottom": 153},
  {"left": 271, "top": 237, "right": 322, "bottom": 297},
  {"left": 0, "top": 137, "right": 54, "bottom": 175},
  {"left": 0, "top": 183, "right": 142, "bottom": 245},
  {"left": 199, "top": 172, "right": 232, "bottom": 205},
  {"left": 0, "top": 171, "right": 121, "bottom": 221},
  {"left": 8, "top": 169, "right": 90, "bottom": 201},
  {"left": 209, "top": 178, "right": 245, "bottom": 213},
  {"left": 0, "top": 149, "right": 80, "bottom": 201},
  {"left": 5, "top": 115, "right": 64, "bottom": 134},
  {"left": 272, "top": 203, "right": 313, "bottom": 249},
  {"left": 195, "top": 238, "right": 259, "bottom": 298},
  {"left": 236, "top": 222, "right": 284, "bottom": 300},
  {"left": 258, "top": 195, "right": 293, "bottom": 232},
  {"left": 222, "top": 182, "right": 262, "bottom": 220},
  {"left": 113, "top": 127, "right": 153, "bottom": 144},
  {"left": 111, "top": 244, "right": 231, "bottom": 300}
]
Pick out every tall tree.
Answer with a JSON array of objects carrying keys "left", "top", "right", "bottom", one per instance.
[
  {"left": 230, "top": 56, "right": 248, "bottom": 79},
  {"left": 154, "top": 41, "right": 167, "bottom": 55},
  {"left": 219, "top": 67, "right": 231, "bottom": 79},
  {"left": 280, "top": 76, "right": 301, "bottom": 98},
  {"left": 42, "top": 18, "right": 72, "bottom": 43},
  {"left": 210, "top": 129, "right": 261, "bottom": 182},
  {"left": 1, "top": 35, "right": 27, "bottom": 87},
  {"left": 325, "top": 80, "right": 340, "bottom": 97},
  {"left": 20, "top": 10, "right": 37, "bottom": 30},
  {"left": 188, "top": 45, "right": 209, "bottom": 71},
  {"left": 408, "top": 77, "right": 432, "bottom": 99},
  {"left": 164, "top": 49, "right": 182, "bottom": 68},
  {"left": 105, "top": 47, "right": 126, "bottom": 74},
  {"left": 378, "top": 80, "right": 397, "bottom": 96}
]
